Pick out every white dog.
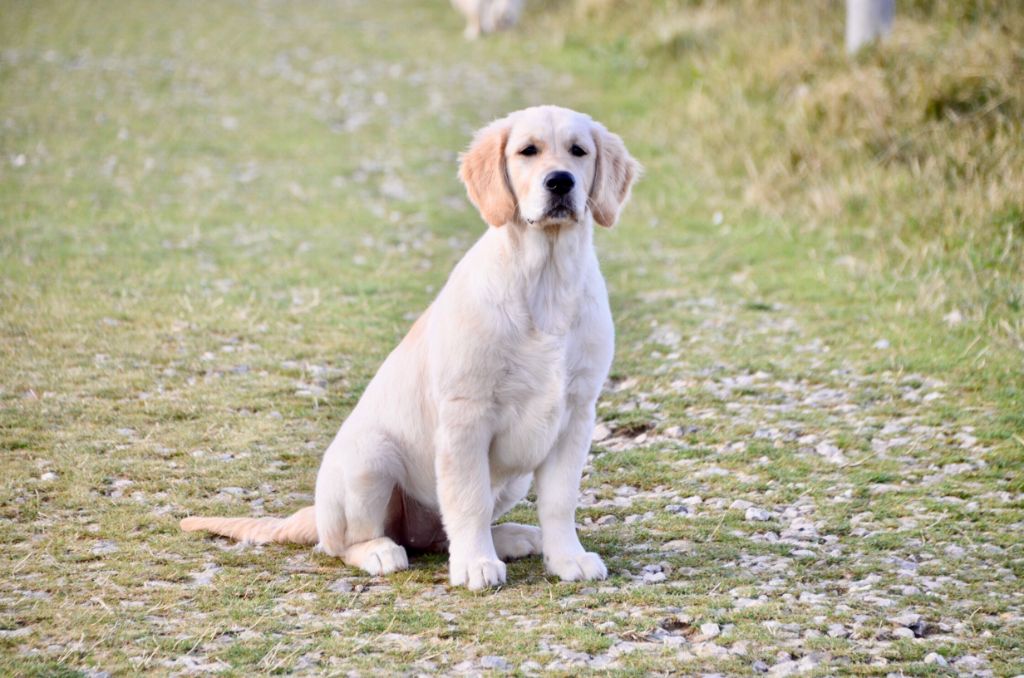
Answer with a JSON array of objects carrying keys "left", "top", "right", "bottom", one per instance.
[
  {"left": 181, "top": 106, "right": 640, "bottom": 590},
  {"left": 450, "top": 0, "right": 523, "bottom": 39}
]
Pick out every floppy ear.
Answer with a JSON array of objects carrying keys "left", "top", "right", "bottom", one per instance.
[
  {"left": 459, "top": 118, "right": 516, "bottom": 227},
  {"left": 590, "top": 122, "right": 642, "bottom": 228}
]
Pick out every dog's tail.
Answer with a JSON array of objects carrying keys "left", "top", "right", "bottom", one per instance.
[{"left": 180, "top": 505, "right": 317, "bottom": 545}]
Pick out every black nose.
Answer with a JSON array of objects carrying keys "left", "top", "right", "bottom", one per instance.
[{"left": 545, "top": 171, "right": 575, "bottom": 196}]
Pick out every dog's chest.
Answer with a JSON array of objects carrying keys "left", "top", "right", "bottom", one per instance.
[{"left": 489, "top": 329, "right": 573, "bottom": 474}]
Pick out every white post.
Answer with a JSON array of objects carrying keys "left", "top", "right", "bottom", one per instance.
[{"left": 846, "top": 0, "right": 894, "bottom": 54}]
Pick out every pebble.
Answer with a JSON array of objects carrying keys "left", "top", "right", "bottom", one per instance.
[
  {"left": 480, "top": 656, "right": 510, "bottom": 670},
  {"left": 745, "top": 507, "right": 772, "bottom": 522},
  {"left": 189, "top": 563, "right": 221, "bottom": 587},
  {"left": 90, "top": 541, "right": 119, "bottom": 556},
  {"left": 827, "top": 623, "right": 849, "bottom": 638},
  {"left": 953, "top": 655, "right": 987, "bottom": 672},
  {"left": 923, "top": 652, "right": 948, "bottom": 667},
  {"left": 592, "top": 423, "right": 612, "bottom": 442},
  {"left": 889, "top": 612, "right": 920, "bottom": 627},
  {"left": 944, "top": 544, "right": 967, "bottom": 558},
  {"left": 328, "top": 579, "right": 353, "bottom": 593},
  {"left": 782, "top": 517, "right": 818, "bottom": 540},
  {"left": 693, "top": 641, "right": 728, "bottom": 658},
  {"left": 700, "top": 622, "right": 721, "bottom": 638},
  {"left": 660, "top": 539, "right": 694, "bottom": 552},
  {"left": 768, "top": 652, "right": 824, "bottom": 676}
]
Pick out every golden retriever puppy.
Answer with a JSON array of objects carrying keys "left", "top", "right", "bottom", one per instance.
[
  {"left": 181, "top": 106, "right": 640, "bottom": 590},
  {"left": 450, "top": 0, "right": 523, "bottom": 39}
]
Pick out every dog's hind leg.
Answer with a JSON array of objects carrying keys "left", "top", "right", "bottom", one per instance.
[
  {"left": 492, "top": 523, "right": 541, "bottom": 560},
  {"left": 490, "top": 474, "right": 541, "bottom": 560},
  {"left": 314, "top": 436, "right": 409, "bottom": 576}
]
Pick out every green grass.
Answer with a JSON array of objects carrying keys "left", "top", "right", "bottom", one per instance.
[{"left": 2, "top": 0, "right": 1023, "bottom": 675}]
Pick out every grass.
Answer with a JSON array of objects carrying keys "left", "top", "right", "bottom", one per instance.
[{"left": 2, "top": 0, "right": 1023, "bottom": 675}]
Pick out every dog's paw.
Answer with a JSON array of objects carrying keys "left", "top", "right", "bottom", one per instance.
[
  {"left": 345, "top": 538, "right": 409, "bottom": 576},
  {"left": 450, "top": 556, "right": 507, "bottom": 590},
  {"left": 545, "top": 552, "right": 607, "bottom": 582},
  {"left": 492, "top": 523, "right": 542, "bottom": 560}
]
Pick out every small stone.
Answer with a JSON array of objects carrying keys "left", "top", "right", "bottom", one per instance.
[
  {"left": 952, "top": 655, "right": 986, "bottom": 672},
  {"left": 189, "top": 563, "right": 221, "bottom": 587},
  {"left": 768, "top": 652, "right": 825, "bottom": 676},
  {"left": 944, "top": 544, "right": 966, "bottom": 558},
  {"left": 40, "top": 472, "right": 58, "bottom": 481},
  {"left": 664, "top": 504, "right": 691, "bottom": 515},
  {"left": 814, "top": 441, "right": 847, "bottom": 464},
  {"left": 693, "top": 642, "right": 728, "bottom": 659},
  {"left": 660, "top": 539, "right": 694, "bottom": 553},
  {"left": 923, "top": 653, "right": 947, "bottom": 667},
  {"left": 730, "top": 499, "right": 753, "bottom": 511},
  {"left": 873, "top": 339, "right": 890, "bottom": 350},
  {"left": 480, "top": 656, "right": 510, "bottom": 670},
  {"left": 596, "top": 515, "right": 618, "bottom": 526},
  {"left": 782, "top": 517, "right": 818, "bottom": 540},
  {"left": 700, "top": 622, "right": 721, "bottom": 638},
  {"left": 889, "top": 612, "right": 920, "bottom": 627},
  {"left": 328, "top": 579, "right": 353, "bottom": 593},
  {"left": 592, "top": 423, "right": 612, "bottom": 442},
  {"left": 745, "top": 507, "right": 771, "bottom": 522},
  {"left": 827, "top": 624, "right": 849, "bottom": 638},
  {"left": 90, "top": 541, "right": 119, "bottom": 556},
  {"left": 892, "top": 627, "right": 915, "bottom": 639},
  {"left": 753, "top": 659, "right": 769, "bottom": 673},
  {"left": 643, "top": 571, "right": 667, "bottom": 584}
]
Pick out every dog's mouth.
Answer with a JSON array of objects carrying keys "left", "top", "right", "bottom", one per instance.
[
  {"left": 546, "top": 203, "right": 575, "bottom": 219},
  {"left": 524, "top": 197, "right": 581, "bottom": 227},
  {"left": 526, "top": 200, "right": 577, "bottom": 225}
]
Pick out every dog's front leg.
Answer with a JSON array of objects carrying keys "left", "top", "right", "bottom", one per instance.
[
  {"left": 435, "top": 400, "right": 506, "bottom": 590},
  {"left": 535, "top": 405, "right": 608, "bottom": 582}
]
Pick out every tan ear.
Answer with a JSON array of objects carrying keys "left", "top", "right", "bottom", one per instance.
[
  {"left": 458, "top": 118, "right": 516, "bottom": 227},
  {"left": 590, "top": 123, "right": 641, "bottom": 228}
]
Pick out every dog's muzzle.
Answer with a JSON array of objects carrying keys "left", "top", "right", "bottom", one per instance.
[
  {"left": 545, "top": 171, "right": 575, "bottom": 196},
  {"left": 542, "top": 171, "right": 578, "bottom": 221}
]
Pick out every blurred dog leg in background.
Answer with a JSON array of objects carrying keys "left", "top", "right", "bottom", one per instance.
[{"left": 451, "top": 0, "right": 523, "bottom": 39}]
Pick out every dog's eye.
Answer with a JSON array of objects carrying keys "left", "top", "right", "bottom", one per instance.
[
  {"left": 570, "top": 144, "right": 587, "bottom": 157},
  {"left": 520, "top": 145, "right": 538, "bottom": 157}
]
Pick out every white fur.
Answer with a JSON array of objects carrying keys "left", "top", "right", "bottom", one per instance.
[
  {"left": 450, "top": 0, "right": 523, "bottom": 39},
  {"left": 182, "top": 106, "right": 640, "bottom": 590}
]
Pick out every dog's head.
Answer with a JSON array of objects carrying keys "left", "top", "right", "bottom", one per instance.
[{"left": 459, "top": 106, "right": 641, "bottom": 229}]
